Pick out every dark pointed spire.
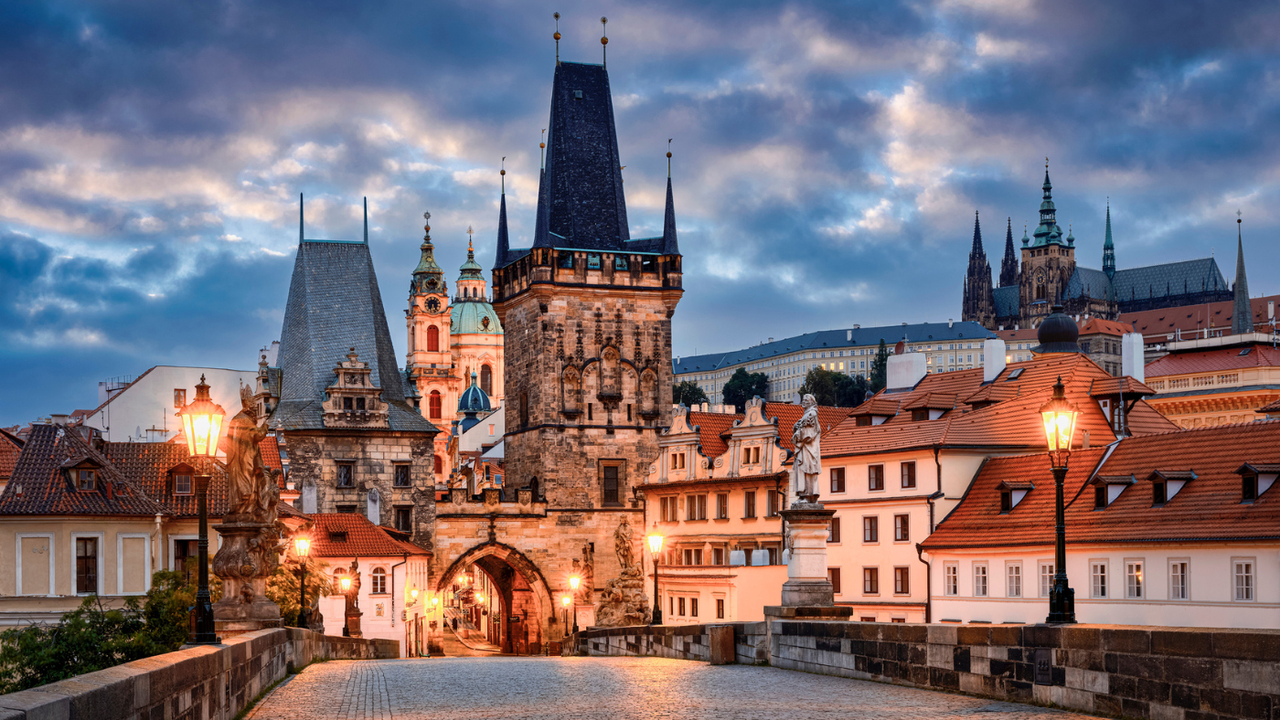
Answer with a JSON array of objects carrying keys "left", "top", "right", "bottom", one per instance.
[
  {"left": 494, "top": 163, "right": 509, "bottom": 270},
  {"left": 1033, "top": 157, "right": 1064, "bottom": 247},
  {"left": 662, "top": 143, "right": 678, "bottom": 255},
  {"left": 363, "top": 197, "right": 369, "bottom": 244},
  {"left": 298, "top": 193, "right": 304, "bottom": 243},
  {"left": 1232, "top": 211, "right": 1252, "bottom": 335},
  {"left": 1102, "top": 199, "right": 1116, "bottom": 280},
  {"left": 970, "top": 210, "right": 985, "bottom": 257},
  {"left": 999, "top": 216, "right": 1018, "bottom": 287}
]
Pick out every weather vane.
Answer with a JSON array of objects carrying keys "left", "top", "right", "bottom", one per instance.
[
  {"left": 501, "top": 156, "right": 506, "bottom": 193},
  {"left": 423, "top": 211, "right": 431, "bottom": 239}
]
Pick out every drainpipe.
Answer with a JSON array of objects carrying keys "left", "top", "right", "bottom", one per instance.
[
  {"left": 391, "top": 553, "right": 408, "bottom": 629},
  {"left": 915, "top": 543, "right": 931, "bottom": 624},
  {"left": 775, "top": 474, "right": 786, "bottom": 563}
]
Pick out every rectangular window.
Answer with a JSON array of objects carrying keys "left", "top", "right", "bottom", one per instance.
[
  {"left": 394, "top": 506, "right": 412, "bottom": 532},
  {"left": 1152, "top": 481, "right": 1166, "bottom": 505},
  {"left": 1039, "top": 562, "right": 1054, "bottom": 598},
  {"left": 372, "top": 571, "right": 387, "bottom": 594},
  {"left": 1126, "top": 560, "right": 1144, "bottom": 599},
  {"left": 1091, "top": 561, "right": 1108, "bottom": 598},
  {"left": 1169, "top": 560, "right": 1189, "bottom": 601},
  {"left": 678, "top": 597, "right": 686, "bottom": 616},
  {"left": 1234, "top": 559, "right": 1255, "bottom": 601},
  {"left": 77, "top": 469, "right": 96, "bottom": 491},
  {"left": 1007, "top": 563, "right": 1022, "bottom": 598},
  {"left": 670, "top": 597, "right": 674, "bottom": 616},
  {"left": 174, "top": 388, "right": 187, "bottom": 408},
  {"left": 691, "top": 598, "right": 699, "bottom": 617},
  {"left": 828, "top": 517, "right": 841, "bottom": 543},
  {"left": 394, "top": 464, "right": 410, "bottom": 487},
  {"left": 868, "top": 465, "right": 884, "bottom": 491},
  {"left": 716, "top": 598, "right": 725, "bottom": 619},
  {"left": 973, "top": 563, "right": 988, "bottom": 597},
  {"left": 174, "top": 473, "right": 192, "bottom": 495},
  {"left": 863, "top": 516, "right": 878, "bottom": 543},
  {"left": 830, "top": 467, "right": 846, "bottom": 493},
  {"left": 829, "top": 567, "right": 842, "bottom": 595},
  {"left": 336, "top": 462, "right": 354, "bottom": 487},
  {"left": 744, "top": 491, "right": 756, "bottom": 518},
  {"left": 685, "top": 494, "right": 707, "bottom": 521},
  {"left": 944, "top": 563, "right": 958, "bottom": 596},
  {"left": 336, "top": 505, "right": 357, "bottom": 514},
  {"left": 893, "top": 514, "right": 909, "bottom": 542},
  {"left": 75, "top": 537, "right": 98, "bottom": 594},
  {"left": 712, "top": 547, "right": 724, "bottom": 566},
  {"left": 682, "top": 548, "right": 704, "bottom": 565},
  {"left": 766, "top": 489, "right": 779, "bottom": 517},
  {"left": 862, "top": 567, "right": 879, "bottom": 594},
  {"left": 894, "top": 567, "right": 910, "bottom": 595},
  {"left": 1243, "top": 475, "right": 1258, "bottom": 502},
  {"left": 901, "top": 462, "right": 916, "bottom": 489},
  {"left": 716, "top": 493, "right": 728, "bottom": 519},
  {"left": 602, "top": 465, "right": 620, "bottom": 505}
]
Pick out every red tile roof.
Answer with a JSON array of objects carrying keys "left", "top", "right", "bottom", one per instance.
[
  {"left": 1078, "top": 318, "right": 1133, "bottom": 336},
  {"left": 0, "top": 429, "right": 22, "bottom": 480},
  {"left": 0, "top": 425, "right": 169, "bottom": 517},
  {"left": 823, "top": 353, "right": 1176, "bottom": 458},
  {"left": 1121, "top": 294, "right": 1280, "bottom": 344},
  {"left": 764, "top": 403, "right": 854, "bottom": 451},
  {"left": 685, "top": 412, "right": 739, "bottom": 458},
  {"left": 924, "top": 420, "right": 1280, "bottom": 549},
  {"left": 259, "top": 435, "right": 284, "bottom": 480},
  {"left": 102, "top": 441, "right": 231, "bottom": 518},
  {"left": 1258, "top": 397, "right": 1280, "bottom": 413},
  {"left": 306, "top": 513, "right": 430, "bottom": 558},
  {"left": 1087, "top": 376, "right": 1155, "bottom": 397},
  {"left": 850, "top": 395, "right": 902, "bottom": 417},
  {"left": 1145, "top": 343, "right": 1280, "bottom": 377}
]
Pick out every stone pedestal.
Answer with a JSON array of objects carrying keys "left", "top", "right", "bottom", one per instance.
[
  {"left": 211, "top": 522, "right": 282, "bottom": 635},
  {"left": 779, "top": 504, "right": 838, "bottom": 607},
  {"left": 345, "top": 610, "right": 364, "bottom": 639}
]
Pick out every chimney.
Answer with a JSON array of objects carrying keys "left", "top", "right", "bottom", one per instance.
[
  {"left": 948, "top": 318, "right": 954, "bottom": 328},
  {"left": 887, "top": 353, "right": 927, "bottom": 390},
  {"left": 846, "top": 330, "right": 852, "bottom": 341},
  {"left": 1270, "top": 301, "right": 1275, "bottom": 320},
  {"left": 50, "top": 414, "right": 69, "bottom": 426},
  {"left": 983, "top": 338, "right": 1007, "bottom": 382},
  {"left": 1121, "top": 332, "right": 1145, "bottom": 384}
]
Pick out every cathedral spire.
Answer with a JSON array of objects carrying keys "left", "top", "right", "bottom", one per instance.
[
  {"left": 1033, "top": 158, "right": 1064, "bottom": 247},
  {"left": 962, "top": 209, "right": 994, "bottom": 327},
  {"left": 1232, "top": 212, "right": 1252, "bottom": 335},
  {"left": 1102, "top": 200, "right": 1116, "bottom": 280},
  {"left": 493, "top": 162, "right": 509, "bottom": 270},
  {"left": 999, "top": 216, "right": 1018, "bottom": 287},
  {"left": 661, "top": 143, "right": 679, "bottom": 255},
  {"left": 970, "top": 211, "right": 985, "bottom": 258}
]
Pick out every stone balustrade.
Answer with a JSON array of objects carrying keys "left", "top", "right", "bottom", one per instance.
[
  {"left": 574, "top": 621, "right": 1280, "bottom": 720},
  {"left": 0, "top": 627, "right": 397, "bottom": 720}
]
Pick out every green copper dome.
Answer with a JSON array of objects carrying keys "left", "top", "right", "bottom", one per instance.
[{"left": 450, "top": 299, "right": 503, "bottom": 335}]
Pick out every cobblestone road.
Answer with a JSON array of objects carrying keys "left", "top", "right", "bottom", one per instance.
[{"left": 249, "top": 657, "right": 1101, "bottom": 720}]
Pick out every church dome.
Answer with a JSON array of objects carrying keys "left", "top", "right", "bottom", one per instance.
[
  {"left": 1034, "top": 305, "right": 1081, "bottom": 354},
  {"left": 450, "top": 300, "right": 504, "bottom": 335},
  {"left": 458, "top": 372, "right": 491, "bottom": 413}
]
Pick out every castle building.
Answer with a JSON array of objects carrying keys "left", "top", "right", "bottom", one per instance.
[
  {"left": 264, "top": 200, "right": 439, "bottom": 547},
  {"left": 962, "top": 164, "right": 1240, "bottom": 331},
  {"left": 406, "top": 229, "right": 505, "bottom": 471}
]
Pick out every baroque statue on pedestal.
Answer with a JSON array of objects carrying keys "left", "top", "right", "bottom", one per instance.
[{"left": 790, "top": 394, "right": 822, "bottom": 505}]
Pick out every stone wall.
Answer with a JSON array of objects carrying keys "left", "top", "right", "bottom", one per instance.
[
  {"left": 574, "top": 622, "right": 1280, "bottom": 720},
  {"left": 0, "top": 627, "right": 397, "bottom": 720}
]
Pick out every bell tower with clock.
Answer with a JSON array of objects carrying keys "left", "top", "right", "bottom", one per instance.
[
  {"left": 1018, "top": 161, "right": 1076, "bottom": 327},
  {"left": 406, "top": 212, "right": 455, "bottom": 462}
]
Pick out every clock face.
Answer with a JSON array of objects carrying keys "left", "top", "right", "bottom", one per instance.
[{"left": 426, "top": 297, "right": 441, "bottom": 312}]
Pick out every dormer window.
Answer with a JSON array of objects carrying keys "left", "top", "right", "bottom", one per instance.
[
  {"left": 77, "top": 469, "right": 96, "bottom": 491},
  {"left": 175, "top": 473, "right": 193, "bottom": 495},
  {"left": 856, "top": 416, "right": 872, "bottom": 427},
  {"left": 1152, "top": 481, "right": 1165, "bottom": 505},
  {"left": 1091, "top": 475, "right": 1135, "bottom": 509},
  {"left": 1146, "top": 470, "right": 1196, "bottom": 507},
  {"left": 1006, "top": 368, "right": 1024, "bottom": 381},
  {"left": 911, "top": 409, "right": 928, "bottom": 422},
  {"left": 998, "top": 481, "right": 1033, "bottom": 513},
  {"left": 1236, "top": 463, "right": 1280, "bottom": 504}
]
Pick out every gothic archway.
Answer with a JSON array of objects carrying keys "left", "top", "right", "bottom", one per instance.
[{"left": 437, "top": 541, "right": 557, "bottom": 654}]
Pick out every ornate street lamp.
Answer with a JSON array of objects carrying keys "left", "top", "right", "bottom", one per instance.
[
  {"left": 647, "top": 526, "right": 664, "bottom": 625},
  {"left": 293, "top": 535, "right": 311, "bottom": 628},
  {"left": 568, "top": 575, "right": 581, "bottom": 634},
  {"left": 561, "top": 594, "right": 572, "bottom": 638},
  {"left": 178, "top": 375, "right": 226, "bottom": 645},
  {"left": 340, "top": 575, "right": 353, "bottom": 636},
  {"left": 1040, "top": 376, "right": 1079, "bottom": 624}
]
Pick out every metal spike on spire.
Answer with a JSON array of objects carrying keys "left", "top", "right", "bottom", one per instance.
[
  {"left": 540, "top": 129, "right": 546, "bottom": 170},
  {"left": 667, "top": 138, "right": 673, "bottom": 178},
  {"left": 363, "top": 196, "right": 368, "bottom": 244},
  {"left": 500, "top": 156, "right": 506, "bottom": 194},
  {"left": 298, "top": 193, "right": 304, "bottom": 243},
  {"left": 1232, "top": 210, "right": 1251, "bottom": 334},
  {"left": 553, "top": 12, "right": 561, "bottom": 65},
  {"left": 601, "top": 16, "right": 608, "bottom": 67}
]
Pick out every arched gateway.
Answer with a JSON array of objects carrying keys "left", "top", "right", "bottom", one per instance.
[{"left": 436, "top": 540, "right": 555, "bottom": 654}]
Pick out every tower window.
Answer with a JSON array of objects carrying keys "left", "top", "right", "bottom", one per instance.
[
  {"left": 601, "top": 464, "right": 621, "bottom": 506},
  {"left": 481, "top": 364, "right": 493, "bottom": 395},
  {"left": 427, "top": 325, "right": 440, "bottom": 352},
  {"left": 429, "top": 391, "right": 442, "bottom": 420}
]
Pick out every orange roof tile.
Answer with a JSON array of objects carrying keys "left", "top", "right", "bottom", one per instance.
[
  {"left": 1146, "top": 343, "right": 1280, "bottom": 377},
  {"left": 0, "top": 430, "right": 22, "bottom": 480},
  {"left": 686, "top": 412, "right": 739, "bottom": 458},
  {"left": 307, "top": 513, "right": 431, "bottom": 558},
  {"left": 1258, "top": 397, "right": 1280, "bottom": 413},
  {"left": 1078, "top": 318, "right": 1133, "bottom": 336},
  {"left": 850, "top": 395, "right": 902, "bottom": 417},
  {"left": 259, "top": 435, "right": 284, "bottom": 475},
  {"left": 1087, "top": 376, "right": 1155, "bottom": 397},
  {"left": 1121, "top": 294, "right": 1280, "bottom": 343},
  {"left": 764, "top": 403, "right": 854, "bottom": 451},
  {"left": 924, "top": 420, "right": 1280, "bottom": 549}
]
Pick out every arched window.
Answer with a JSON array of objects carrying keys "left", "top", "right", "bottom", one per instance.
[
  {"left": 408, "top": 325, "right": 415, "bottom": 352},
  {"left": 429, "top": 390, "right": 442, "bottom": 419},
  {"left": 332, "top": 567, "right": 347, "bottom": 592},
  {"left": 481, "top": 364, "right": 493, "bottom": 395},
  {"left": 427, "top": 325, "right": 440, "bottom": 352},
  {"left": 371, "top": 567, "right": 387, "bottom": 594},
  {"left": 433, "top": 455, "right": 443, "bottom": 476}
]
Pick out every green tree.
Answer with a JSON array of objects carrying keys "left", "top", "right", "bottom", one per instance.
[
  {"left": 799, "top": 367, "right": 838, "bottom": 406},
  {"left": 672, "top": 380, "right": 709, "bottom": 408},
  {"left": 869, "top": 340, "right": 890, "bottom": 393},
  {"left": 267, "top": 553, "right": 332, "bottom": 628},
  {"left": 722, "top": 368, "right": 769, "bottom": 412}
]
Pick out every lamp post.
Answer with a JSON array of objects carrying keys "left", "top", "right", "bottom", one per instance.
[
  {"left": 647, "top": 526, "right": 664, "bottom": 625},
  {"left": 568, "top": 575, "right": 581, "bottom": 634},
  {"left": 428, "top": 595, "right": 440, "bottom": 658},
  {"left": 1040, "top": 376, "right": 1080, "bottom": 625},
  {"left": 293, "top": 535, "right": 311, "bottom": 628},
  {"left": 410, "top": 588, "right": 420, "bottom": 657},
  {"left": 340, "top": 575, "right": 353, "bottom": 636},
  {"left": 178, "top": 375, "right": 225, "bottom": 645},
  {"left": 561, "top": 595, "right": 572, "bottom": 639}
]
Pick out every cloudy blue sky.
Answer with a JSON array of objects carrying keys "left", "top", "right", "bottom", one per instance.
[{"left": 2, "top": 0, "right": 1279, "bottom": 426}]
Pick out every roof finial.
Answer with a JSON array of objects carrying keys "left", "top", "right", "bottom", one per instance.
[
  {"left": 299, "top": 192, "right": 304, "bottom": 243},
  {"left": 667, "top": 138, "right": 673, "bottom": 178},
  {"left": 1045, "top": 156, "right": 1049, "bottom": 169},
  {"left": 500, "top": 156, "right": 506, "bottom": 194},
  {"left": 1238, "top": 208, "right": 1243, "bottom": 225},
  {"left": 423, "top": 211, "right": 431, "bottom": 242},
  {"left": 467, "top": 224, "right": 474, "bottom": 249},
  {"left": 553, "top": 13, "right": 561, "bottom": 66},
  {"left": 601, "top": 16, "right": 608, "bottom": 67},
  {"left": 540, "top": 129, "right": 546, "bottom": 170}
]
